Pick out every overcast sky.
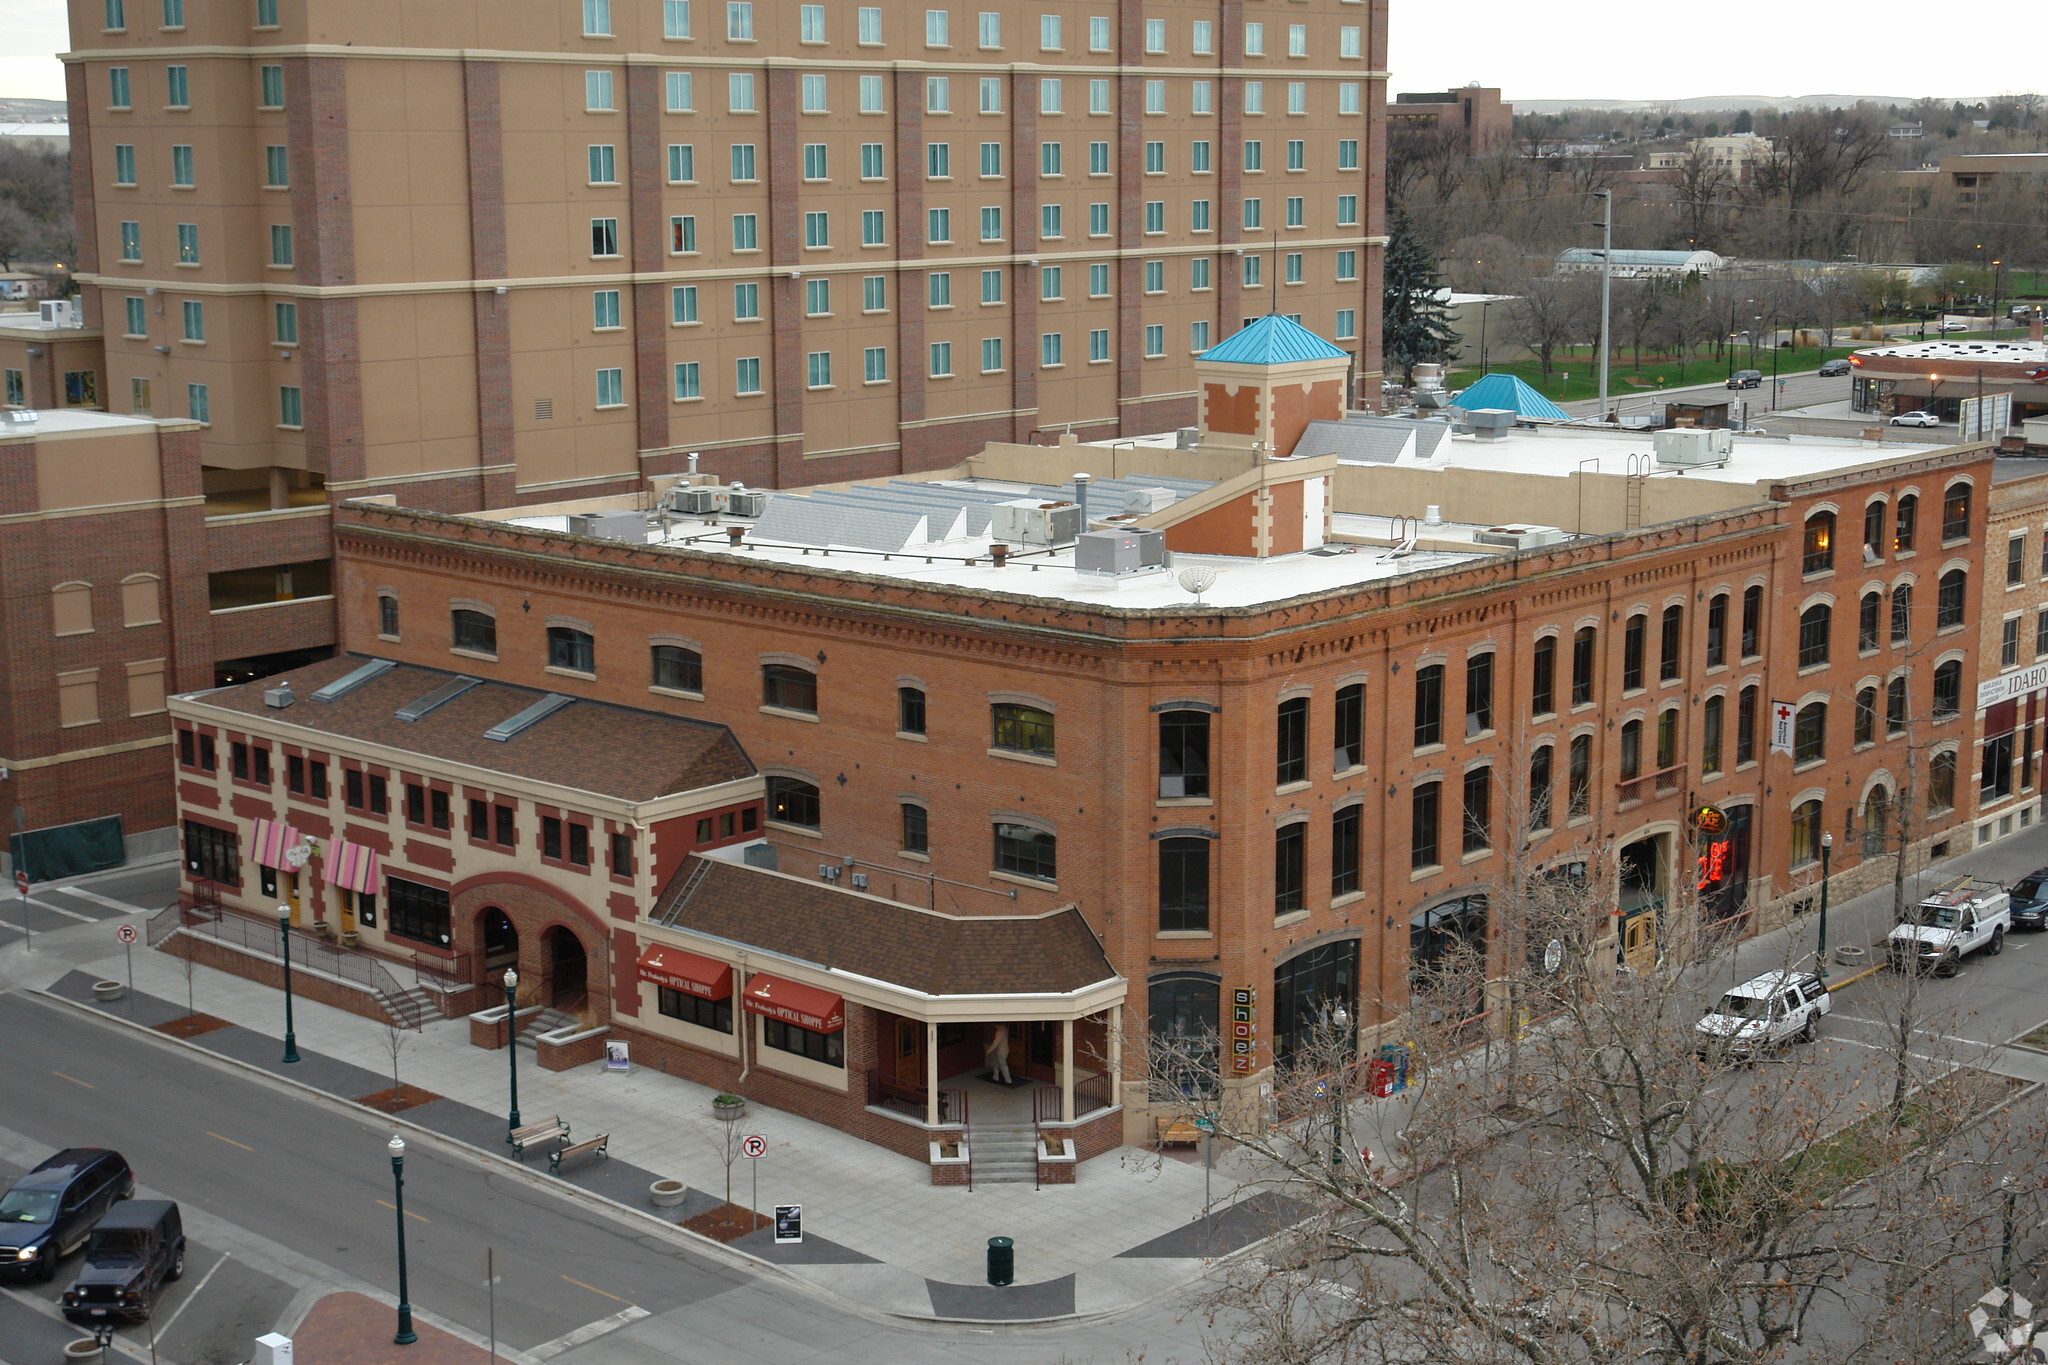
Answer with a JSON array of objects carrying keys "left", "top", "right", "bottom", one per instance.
[{"left": 0, "top": 0, "right": 2039, "bottom": 107}]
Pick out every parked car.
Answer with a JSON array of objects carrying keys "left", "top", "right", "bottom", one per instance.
[
  {"left": 2009, "top": 867, "right": 2048, "bottom": 930},
  {"left": 1886, "top": 879, "right": 2009, "bottom": 976},
  {"left": 1818, "top": 358, "right": 1853, "bottom": 377},
  {"left": 1938, "top": 320, "right": 1971, "bottom": 333},
  {"left": 61, "top": 1200, "right": 184, "bottom": 1325},
  {"left": 1695, "top": 971, "right": 1832, "bottom": 1060},
  {"left": 1890, "top": 410, "right": 1943, "bottom": 427},
  {"left": 1727, "top": 369, "right": 1763, "bottom": 389},
  {"left": 0, "top": 1149, "right": 135, "bottom": 1282}
]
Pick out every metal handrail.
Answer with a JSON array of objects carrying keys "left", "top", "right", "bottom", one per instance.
[{"left": 167, "top": 903, "right": 423, "bottom": 1029}]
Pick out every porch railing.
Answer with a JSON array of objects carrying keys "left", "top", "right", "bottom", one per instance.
[
  {"left": 1031, "top": 1072, "right": 1113, "bottom": 1122},
  {"left": 159, "top": 901, "right": 424, "bottom": 1030},
  {"left": 867, "top": 1072, "right": 969, "bottom": 1126}
]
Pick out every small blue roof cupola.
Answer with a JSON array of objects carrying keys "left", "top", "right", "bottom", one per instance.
[
  {"left": 1448, "top": 373, "right": 1571, "bottom": 422},
  {"left": 1193, "top": 316, "right": 1353, "bottom": 458}
]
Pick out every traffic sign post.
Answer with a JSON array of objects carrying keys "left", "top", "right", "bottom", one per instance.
[
  {"left": 117, "top": 922, "right": 137, "bottom": 997},
  {"left": 15, "top": 868, "right": 28, "bottom": 950},
  {"left": 742, "top": 1133, "right": 766, "bottom": 1223}
]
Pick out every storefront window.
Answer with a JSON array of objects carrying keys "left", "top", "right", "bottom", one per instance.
[
  {"left": 1272, "top": 939, "right": 1358, "bottom": 1065},
  {"left": 659, "top": 985, "right": 732, "bottom": 1033},
  {"left": 386, "top": 876, "right": 451, "bottom": 946},
  {"left": 763, "top": 1017, "right": 843, "bottom": 1066}
]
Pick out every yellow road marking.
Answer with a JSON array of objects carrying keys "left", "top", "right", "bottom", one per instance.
[
  {"left": 561, "top": 1274, "right": 632, "bottom": 1305},
  {"left": 206, "top": 1131, "right": 253, "bottom": 1152},
  {"left": 376, "top": 1199, "right": 429, "bottom": 1224},
  {"left": 52, "top": 1071, "right": 93, "bottom": 1089}
]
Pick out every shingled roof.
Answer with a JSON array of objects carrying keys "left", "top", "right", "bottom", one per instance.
[
  {"left": 183, "top": 655, "right": 754, "bottom": 803},
  {"left": 653, "top": 857, "right": 1117, "bottom": 997}
]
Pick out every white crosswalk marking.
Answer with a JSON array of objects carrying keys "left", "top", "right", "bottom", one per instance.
[
  {"left": 56, "top": 886, "right": 152, "bottom": 915},
  {"left": 26, "top": 897, "right": 94, "bottom": 923}
]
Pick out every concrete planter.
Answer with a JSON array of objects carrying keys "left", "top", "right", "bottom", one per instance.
[
  {"left": 1834, "top": 945, "right": 1869, "bottom": 967},
  {"left": 91, "top": 980, "right": 125, "bottom": 1003},
  {"left": 64, "top": 1340, "right": 104, "bottom": 1361},
  {"left": 650, "top": 1179, "right": 688, "bottom": 1207},
  {"left": 341, "top": 930, "right": 360, "bottom": 948},
  {"left": 713, "top": 1097, "right": 746, "bottom": 1121}
]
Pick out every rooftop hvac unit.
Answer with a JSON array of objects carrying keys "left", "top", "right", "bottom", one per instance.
[
  {"left": 1653, "top": 426, "right": 1734, "bottom": 467},
  {"left": 1462, "top": 408, "right": 1516, "bottom": 441},
  {"left": 37, "top": 299, "right": 76, "bottom": 328},
  {"left": 992, "top": 498, "right": 1081, "bottom": 547},
  {"left": 566, "top": 510, "right": 649, "bottom": 542},
  {"left": 1075, "top": 527, "right": 1168, "bottom": 575},
  {"left": 1474, "top": 524, "right": 1569, "bottom": 551},
  {"left": 726, "top": 486, "right": 768, "bottom": 517},
  {"left": 1174, "top": 427, "right": 1200, "bottom": 449},
  {"left": 663, "top": 485, "right": 725, "bottom": 515}
]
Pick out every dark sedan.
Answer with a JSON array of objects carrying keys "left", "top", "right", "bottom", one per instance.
[{"left": 2011, "top": 868, "right": 2048, "bottom": 930}]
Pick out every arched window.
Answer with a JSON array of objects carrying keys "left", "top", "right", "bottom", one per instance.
[
  {"left": 1929, "top": 750, "right": 1957, "bottom": 811},
  {"left": 1702, "top": 695, "right": 1724, "bottom": 775},
  {"left": 1571, "top": 626, "right": 1597, "bottom": 705},
  {"left": 1863, "top": 787, "right": 1890, "bottom": 855},
  {"left": 766, "top": 775, "right": 820, "bottom": 828},
  {"left": 1741, "top": 585, "right": 1763, "bottom": 657},
  {"left": 377, "top": 592, "right": 399, "bottom": 639},
  {"left": 1802, "top": 511, "right": 1836, "bottom": 574},
  {"left": 51, "top": 582, "right": 93, "bottom": 637},
  {"left": 1890, "top": 584, "right": 1912, "bottom": 645},
  {"left": 1622, "top": 614, "right": 1647, "bottom": 690},
  {"left": 1655, "top": 708, "right": 1680, "bottom": 788},
  {"left": 1411, "top": 897, "right": 1486, "bottom": 1021},
  {"left": 1797, "top": 603, "right": 1831, "bottom": 668},
  {"left": 1942, "top": 481, "right": 1972, "bottom": 541},
  {"left": 1790, "top": 800, "right": 1823, "bottom": 867},
  {"left": 1932, "top": 659, "right": 1962, "bottom": 718},
  {"left": 1862, "top": 501, "right": 1886, "bottom": 561},
  {"left": 1159, "top": 836, "right": 1210, "bottom": 931},
  {"left": 1159, "top": 709, "right": 1210, "bottom": 796},
  {"left": 1886, "top": 676, "right": 1908, "bottom": 735},
  {"left": 762, "top": 663, "right": 817, "bottom": 713},
  {"left": 451, "top": 608, "right": 496, "bottom": 655},
  {"left": 1937, "top": 570, "right": 1967, "bottom": 629},
  {"left": 1659, "top": 605, "right": 1683, "bottom": 681},
  {"left": 1334, "top": 683, "right": 1364, "bottom": 770},
  {"left": 1280, "top": 693, "right": 1312, "bottom": 776},
  {"left": 992, "top": 702, "right": 1056, "bottom": 756},
  {"left": 1794, "top": 702, "right": 1827, "bottom": 763},
  {"left": 993, "top": 822, "right": 1056, "bottom": 880},
  {"left": 650, "top": 643, "right": 701, "bottom": 692},
  {"left": 1620, "top": 718, "right": 1643, "bottom": 780},
  {"left": 1705, "top": 593, "right": 1729, "bottom": 668},
  {"left": 897, "top": 686, "right": 926, "bottom": 734},
  {"left": 546, "top": 625, "right": 594, "bottom": 673},
  {"left": 1893, "top": 493, "right": 1918, "bottom": 552},
  {"left": 1854, "top": 686, "right": 1877, "bottom": 745},
  {"left": 1529, "top": 745, "right": 1554, "bottom": 828},
  {"left": 1274, "top": 938, "right": 1360, "bottom": 1064},
  {"left": 1858, "top": 591, "right": 1882, "bottom": 652},
  {"left": 1147, "top": 974, "right": 1220, "bottom": 1098}
]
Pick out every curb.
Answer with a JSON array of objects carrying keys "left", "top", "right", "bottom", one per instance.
[{"left": 24, "top": 985, "right": 1223, "bottom": 1330}]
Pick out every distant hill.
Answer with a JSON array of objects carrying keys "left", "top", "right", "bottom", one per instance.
[
  {"left": 1514, "top": 94, "right": 1920, "bottom": 114},
  {"left": 0, "top": 98, "right": 66, "bottom": 121}
]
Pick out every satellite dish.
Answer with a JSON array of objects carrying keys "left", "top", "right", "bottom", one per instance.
[{"left": 1177, "top": 566, "right": 1220, "bottom": 604}]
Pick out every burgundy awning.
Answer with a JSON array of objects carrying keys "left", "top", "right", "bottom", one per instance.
[
  {"left": 742, "top": 971, "right": 844, "bottom": 1033},
  {"left": 636, "top": 945, "right": 732, "bottom": 999}
]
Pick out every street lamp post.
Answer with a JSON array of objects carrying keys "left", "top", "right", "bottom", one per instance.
[
  {"left": 388, "top": 1135, "right": 417, "bottom": 1345},
  {"left": 277, "top": 906, "right": 301, "bottom": 1065},
  {"left": 2002, "top": 1174, "right": 2019, "bottom": 1290},
  {"left": 503, "top": 968, "right": 522, "bottom": 1144},
  {"left": 1816, "top": 832, "right": 1833, "bottom": 980},
  {"left": 1328, "top": 1003, "right": 1352, "bottom": 1175}
]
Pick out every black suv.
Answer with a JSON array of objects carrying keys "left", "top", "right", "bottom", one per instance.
[
  {"left": 61, "top": 1200, "right": 185, "bottom": 1325},
  {"left": 0, "top": 1149, "right": 134, "bottom": 1282},
  {"left": 2011, "top": 867, "right": 2048, "bottom": 930},
  {"left": 1727, "top": 369, "right": 1763, "bottom": 389}
]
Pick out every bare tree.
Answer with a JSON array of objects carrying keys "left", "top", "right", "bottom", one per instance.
[
  {"left": 1504, "top": 275, "right": 1598, "bottom": 380},
  {"left": 382, "top": 1016, "right": 410, "bottom": 1092}
]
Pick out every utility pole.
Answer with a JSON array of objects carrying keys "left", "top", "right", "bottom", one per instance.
[{"left": 1597, "top": 189, "right": 1613, "bottom": 423}]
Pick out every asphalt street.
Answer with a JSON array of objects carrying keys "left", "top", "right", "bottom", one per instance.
[{"left": 0, "top": 978, "right": 1218, "bottom": 1365}]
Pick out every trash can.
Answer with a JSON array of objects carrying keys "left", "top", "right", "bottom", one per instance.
[{"left": 986, "top": 1236, "right": 1014, "bottom": 1286}]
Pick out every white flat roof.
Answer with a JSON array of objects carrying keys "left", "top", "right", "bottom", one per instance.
[
  {"left": 1854, "top": 339, "right": 2048, "bottom": 365},
  {"left": 0, "top": 409, "right": 165, "bottom": 437},
  {"left": 1413, "top": 423, "right": 1950, "bottom": 486}
]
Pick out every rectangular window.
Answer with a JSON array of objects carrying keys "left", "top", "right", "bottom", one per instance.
[
  {"left": 260, "top": 65, "right": 284, "bottom": 108},
  {"left": 926, "top": 8, "right": 949, "bottom": 44},
  {"left": 1623, "top": 615, "right": 1646, "bottom": 690},
  {"left": 860, "top": 209, "right": 885, "bottom": 246},
  {"left": 583, "top": 0, "right": 612, "bottom": 35},
  {"left": 1088, "top": 262, "right": 1111, "bottom": 297},
  {"left": 733, "top": 281, "right": 760, "bottom": 319},
  {"left": 863, "top": 275, "right": 887, "bottom": 311},
  {"left": 1191, "top": 140, "right": 1212, "bottom": 173},
  {"left": 864, "top": 346, "right": 888, "bottom": 383},
  {"left": 806, "top": 351, "right": 832, "bottom": 388},
  {"left": 170, "top": 144, "right": 194, "bottom": 187},
  {"left": 1340, "top": 25, "right": 1361, "bottom": 57},
  {"left": 1190, "top": 200, "right": 1211, "bottom": 231},
  {"left": 1037, "top": 264, "right": 1064, "bottom": 300},
  {"left": 859, "top": 6, "right": 881, "bottom": 42},
  {"left": 805, "top": 277, "right": 831, "bottom": 315},
  {"left": 1144, "top": 80, "right": 1165, "bottom": 115},
  {"left": 669, "top": 214, "right": 697, "bottom": 253},
  {"left": 590, "top": 217, "right": 618, "bottom": 256},
  {"left": 1143, "top": 324, "right": 1164, "bottom": 357},
  {"left": 1244, "top": 21, "right": 1264, "bottom": 54},
  {"left": 1287, "top": 82, "right": 1306, "bottom": 114},
  {"left": 927, "top": 141, "right": 951, "bottom": 179},
  {"left": 664, "top": 0, "right": 692, "bottom": 37},
  {"left": 1244, "top": 81, "right": 1264, "bottom": 114},
  {"left": 665, "top": 71, "right": 694, "bottom": 113},
  {"left": 181, "top": 299, "right": 204, "bottom": 341},
  {"left": 1284, "top": 251, "right": 1303, "bottom": 283},
  {"left": 985, "top": 267, "right": 1007, "bottom": 302},
  {"left": 1569, "top": 735, "right": 1592, "bottom": 817},
  {"left": 386, "top": 877, "right": 450, "bottom": 947},
  {"left": 980, "top": 206, "right": 1002, "bottom": 241},
  {"left": 730, "top": 143, "right": 758, "bottom": 181},
  {"left": 1189, "top": 258, "right": 1210, "bottom": 290},
  {"left": 929, "top": 341, "right": 953, "bottom": 376},
  {"left": 161, "top": 0, "right": 183, "bottom": 24},
  {"left": 980, "top": 337, "right": 1003, "bottom": 372},
  {"left": 263, "top": 144, "right": 289, "bottom": 188},
  {"left": 123, "top": 295, "right": 145, "bottom": 336},
  {"left": 105, "top": 0, "right": 125, "bottom": 28},
  {"left": 1040, "top": 332, "right": 1063, "bottom": 366},
  {"left": 1145, "top": 141, "right": 1164, "bottom": 174},
  {"left": 108, "top": 67, "right": 131, "bottom": 107},
  {"left": 728, "top": 72, "right": 756, "bottom": 111},
  {"left": 673, "top": 361, "right": 700, "bottom": 399},
  {"left": 1088, "top": 202, "right": 1110, "bottom": 236},
  {"left": 595, "top": 367, "right": 624, "bottom": 407},
  {"left": 267, "top": 223, "right": 293, "bottom": 266},
  {"left": 804, "top": 211, "right": 829, "bottom": 247},
  {"left": 801, "top": 73, "right": 827, "bottom": 113},
  {"left": 1144, "top": 201, "right": 1164, "bottom": 233},
  {"left": 1088, "top": 14, "right": 1110, "bottom": 50},
  {"left": 1190, "top": 319, "right": 1210, "bottom": 351},
  {"left": 1338, "top": 83, "right": 1361, "bottom": 114},
  {"left": 671, "top": 284, "right": 698, "bottom": 324},
  {"left": 1339, "top": 138, "right": 1359, "bottom": 170},
  {"left": 1334, "top": 309, "right": 1355, "bottom": 340},
  {"left": 1462, "top": 768, "right": 1491, "bottom": 854},
  {"left": 187, "top": 382, "right": 208, "bottom": 422},
  {"left": 1081, "top": 328, "right": 1106, "bottom": 361},
  {"left": 928, "top": 271, "right": 952, "bottom": 307},
  {"left": 1159, "top": 836, "right": 1209, "bottom": 931},
  {"left": 1287, "top": 23, "right": 1306, "bottom": 56},
  {"left": 1040, "top": 13, "right": 1061, "bottom": 48},
  {"left": 1414, "top": 664, "right": 1444, "bottom": 747},
  {"left": 979, "top": 11, "right": 1000, "bottom": 46},
  {"left": 800, "top": 2, "right": 824, "bottom": 41},
  {"left": 726, "top": 0, "right": 753, "bottom": 38},
  {"left": 1737, "top": 686, "right": 1758, "bottom": 765},
  {"left": 1090, "top": 79, "right": 1111, "bottom": 115},
  {"left": 732, "top": 213, "right": 758, "bottom": 250},
  {"left": 1191, "top": 81, "right": 1212, "bottom": 115},
  {"left": 1465, "top": 652, "right": 1493, "bottom": 735},
  {"left": 735, "top": 357, "right": 762, "bottom": 395},
  {"left": 585, "top": 70, "right": 615, "bottom": 110},
  {"left": 927, "top": 208, "right": 951, "bottom": 243},
  {"left": 1040, "top": 203, "right": 1062, "bottom": 239},
  {"left": 860, "top": 142, "right": 885, "bottom": 178},
  {"left": 278, "top": 385, "right": 302, "bottom": 427},
  {"left": 1247, "top": 140, "right": 1264, "bottom": 172},
  {"left": 1040, "top": 79, "right": 1062, "bottom": 115},
  {"left": 587, "top": 144, "right": 616, "bottom": 183},
  {"left": 1660, "top": 605, "right": 1683, "bottom": 681},
  {"left": 1411, "top": 782, "right": 1440, "bottom": 870},
  {"left": 592, "top": 289, "right": 621, "bottom": 329},
  {"left": 926, "top": 76, "right": 950, "bottom": 113}
]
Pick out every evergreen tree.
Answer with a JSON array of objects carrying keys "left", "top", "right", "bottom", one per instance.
[{"left": 1381, "top": 209, "right": 1462, "bottom": 384}]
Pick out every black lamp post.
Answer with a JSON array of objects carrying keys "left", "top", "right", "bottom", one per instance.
[
  {"left": 2002, "top": 1175, "right": 2019, "bottom": 1291},
  {"left": 388, "top": 1135, "right": 417, "bottom": 1345},
  {"left": 278, "top": 906, "right": 301, "bottom": 1064},
  {"left": 1328, "top": 1003, "right": 1352, "bottom": 1174},
  {"left": 1816, "top": 831, "right": 1833, "bottom": 981},
  {"left": 503, "top": 967, "right": 522, "bottom": 1144}
]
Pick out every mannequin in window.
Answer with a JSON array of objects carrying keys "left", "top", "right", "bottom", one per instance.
[{"left": 984, "top": 1022, "right": 1013, "bottom": 1084}]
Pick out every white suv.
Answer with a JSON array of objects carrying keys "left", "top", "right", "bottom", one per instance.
[{"left": 1695, "top": 971, "right": 1831, "bottom": 1060}]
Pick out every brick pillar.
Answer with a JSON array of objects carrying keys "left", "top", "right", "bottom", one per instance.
[
  {"left": 1009, "top": 74, "right": 1040, "bottom": 444},
  {"left": 1116, "top": 7, "right": 1147, "bottom": 436},
  {"left": 765, "top": 68, "right": 805, "bottom": 487},
  {"left": 1216, "top": 0, "right": 1245, "bottom": 339},
  {"left": 464, "top": 59, "right": 516, "bottom": 507},
  {"left": 892, "top": 72, "right": 926, "bottom": 474},
  {"left": 626, "top": 66, "right": 669, "bottom": 460},
  {"left": 157, "top": 426, "right": 214, "bottom": 693}
]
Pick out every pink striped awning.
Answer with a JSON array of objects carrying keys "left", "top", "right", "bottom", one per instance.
[
  {"left": 328, "top": 839, "right": 381, "bottom": 896},
  {"left": 250, "top": 819, "right": 304, "bottom": 871}
]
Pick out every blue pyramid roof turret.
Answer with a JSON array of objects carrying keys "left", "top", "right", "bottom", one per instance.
[
  {"left": 1197, "top": 314, "right": 1350, "bottom": 366},
  {"left": 1448, "top": 373, "right": 1571, "bottom": 422}
]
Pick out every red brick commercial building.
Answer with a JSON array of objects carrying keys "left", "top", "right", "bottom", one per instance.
[
  {"left": 256, "top": 318, "right": 1989, "bottom": 1162},
  {"left": 1849, "top": 336, "right": 2048, "bottom": 425}
]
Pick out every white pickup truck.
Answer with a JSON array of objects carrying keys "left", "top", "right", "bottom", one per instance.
[
  {"left": 1695, "top": 971, "right": 1832, "bottom": 1060},
  {"left": 1885, "top": 880, "right": 2010, "bottom": 977}
]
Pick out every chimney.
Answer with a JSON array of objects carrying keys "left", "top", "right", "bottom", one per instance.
[
  {"left": 726, "top": 525, "right": 747, "bottom": 548},
  {"left": 1073, "top": 472, "right": 1091, "bottom": 530},
  {"left": 687, "top": 452, "right": 700, "bottom": 473},
  {"left": 990, "top": 543, "right": 1010, "bottom": 568}
]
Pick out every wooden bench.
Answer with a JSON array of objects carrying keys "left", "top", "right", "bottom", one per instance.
[
  {"left": 1157, "top": 1117, "right": 1206, "bottom": 1148},
  {"left": 549, "top": 1133, "right": 610, "bottom": 1175},
  {"left": 510, "top": 1117, "right": 569, "bottom": 1159}
]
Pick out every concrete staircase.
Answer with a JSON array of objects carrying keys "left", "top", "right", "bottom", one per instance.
[
  {"left": 971, "top": 1126, "right": 1040, "bottom": 1185},
  {"left": 381, "top": 985, "right": 437, "bottom": 1030},
  {"left": 515, "top": 1006, "right": 576, "bottom": 1050}
]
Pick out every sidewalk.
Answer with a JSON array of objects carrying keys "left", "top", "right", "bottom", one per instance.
[{"left": 3, "top": 911, "right": 1284, "bottom": 1326}]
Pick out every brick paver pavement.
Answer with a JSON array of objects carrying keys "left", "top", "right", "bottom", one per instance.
[{"left": 291, "top": 1292, "right": 495, "bottom": 1365}]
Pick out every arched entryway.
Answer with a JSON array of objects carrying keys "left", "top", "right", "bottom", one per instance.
[
  {"left": 544, "top": 926, "right": 588, "bottom": 1009},
  {"left": 479, "top": 907, "right": 518, "bottom": 977}
]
